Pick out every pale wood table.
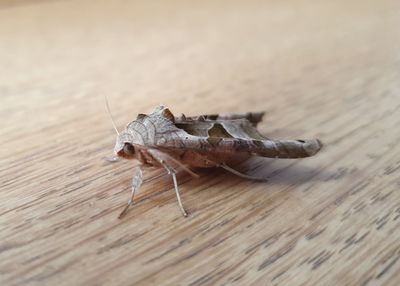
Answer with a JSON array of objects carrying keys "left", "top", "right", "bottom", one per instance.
[{"left": 1, "top": 1, "right": 400, "bottom": 285}]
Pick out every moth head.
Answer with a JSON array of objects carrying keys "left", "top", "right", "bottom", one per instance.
[{"left": 114, "top": 133, "right": 136, "bottom": 159}]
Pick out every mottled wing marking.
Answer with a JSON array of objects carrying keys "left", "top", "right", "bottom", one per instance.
[
  {"left": 123, "top": 106, "right": 321, "bottom": 159},
  {"left": 206, "top": 137, "right": 223, "bottom": 147},
  {"left": 220, "top": 120, "right": 268, "bottom": 140},
  {"left": 126, "top": 121, "right": 149, "bottom": 145},
  {"left": 151, "top": 107, "right": 272, "bottom": 154},
  {"left": 176, "top": 119, "right": 267, "bottom": 140},
  {"left": 161, "top": 108, "right": 175, "bottom": 123},
  {"left": 207, "top": 123, "right": 234, "bottom": 138},
  {"left": 176, "top": 111, "right": 265, "bottom": 126},
  {"left": 174, "top": 122, "right": 212, "bottom": 137},
  {"left": 125, "top": 106, "right": 182, "bottom": 146},
  {"left": 156, "top": 131, "right": 321, "bottom": 158},
  {"left": 175, "top": 111, "right": 267, "bottom": 140}
]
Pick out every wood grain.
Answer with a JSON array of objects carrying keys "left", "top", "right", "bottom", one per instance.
[{"left": 1, "top": 0, "right": 400, "bottom": 285}]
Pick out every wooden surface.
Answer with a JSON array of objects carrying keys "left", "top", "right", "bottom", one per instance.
[{"left": 1, "top": 0, "right": 400, "bottom": 285}]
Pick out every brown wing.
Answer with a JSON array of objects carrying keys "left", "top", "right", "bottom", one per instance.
[
  {"left": 144, "top": 106, "right": 321, "bottom": 159},
  {"left": 175, "top": 111, "right": 265, "bottom": 127},
  {"left": 174, "top": 120, "right": 268, "bottom": 140}
]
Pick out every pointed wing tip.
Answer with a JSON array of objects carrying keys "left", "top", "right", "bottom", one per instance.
[{"left": 304, "top": 139, "right": 323, "bottom": 156}]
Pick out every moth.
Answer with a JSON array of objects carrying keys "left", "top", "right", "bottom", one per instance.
[{"left": 109, "top": 105, "right": 322, "bottom": 218}]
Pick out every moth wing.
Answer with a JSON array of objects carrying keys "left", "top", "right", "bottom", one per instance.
[
  {"left": 147, "top": 106, "right": 317, "bottom": 159},
  {"left": 174, "top": 119, "right": 268, "bottom": 140},
  {"left": 153, "top": 118, "right": 269, "bottom": 155},
  {"left": 176, "top": 111, "right": 265, "bottom": 127},
  {"left": 153, "top": 115, "right": 321, "bottom": 159},
  {"left": 218, "top": 120, "right": 268, "bottom": 140},
  {"left": 126, "top": 106, "right": 271, "bottom": 159}
]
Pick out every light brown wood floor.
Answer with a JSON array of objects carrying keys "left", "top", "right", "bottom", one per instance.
[{"left": 1, "top": 0, "right": 400, "bottom": 285}]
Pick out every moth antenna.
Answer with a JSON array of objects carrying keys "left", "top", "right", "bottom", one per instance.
[{"left": 104, "top": 95, "right": 120, "bottom": 135}]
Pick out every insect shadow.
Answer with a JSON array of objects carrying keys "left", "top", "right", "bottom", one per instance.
[{"left": 198, "top": 158, "right": 334, "bottom": 186}]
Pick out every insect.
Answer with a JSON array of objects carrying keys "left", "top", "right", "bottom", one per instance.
[{"left": 109, "top": 104, "right": 322, "bottom": 218}]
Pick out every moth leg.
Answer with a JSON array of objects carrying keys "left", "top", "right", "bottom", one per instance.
[
  {"left": 220, "top": 163, "right": 268, "bottom": 182},
  {"left": 149, "top": 148, "right": 199, "bottom": 178},
  {"left": 165, "top": 156, "right": 199, "bottom": 178},
  {"left": 147, "top": 149, "right": 189, "bottom": 217},
  {"left": 118, "top": 167, "right": 143, "bottom": 219},
  {"left": 168, "top": 166, "right": 188, "bottom": 217}
]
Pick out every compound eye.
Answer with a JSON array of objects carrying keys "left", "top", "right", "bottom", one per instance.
[{"left": 123, "top": 143, "right": 135, "bottom": 155}]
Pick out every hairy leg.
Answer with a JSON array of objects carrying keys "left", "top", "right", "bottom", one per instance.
[
  {"left": 118, "top": 167, "right": 143, "bottom": 219},
  {"left": 148, "top": 149, "right": 188, "bottom": 217}
]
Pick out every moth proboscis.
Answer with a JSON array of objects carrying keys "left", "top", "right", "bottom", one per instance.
[{"left": 108, "top": 105, "right": 322, "bottom": 218}]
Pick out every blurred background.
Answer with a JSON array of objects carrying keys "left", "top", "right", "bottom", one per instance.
[{"left": 2, "top": 0, "right": 398, "bottom": 139}]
